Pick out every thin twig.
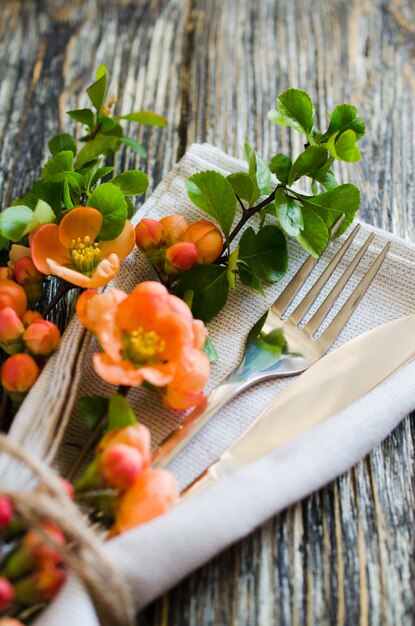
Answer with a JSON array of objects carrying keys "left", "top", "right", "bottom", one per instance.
[{"left": 41, "top": 281, "right": 76, "bottom": 318}]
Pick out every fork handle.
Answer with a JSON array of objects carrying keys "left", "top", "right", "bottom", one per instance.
[{"left": 152, "top": 378, "right": 246, "bottom": 468}]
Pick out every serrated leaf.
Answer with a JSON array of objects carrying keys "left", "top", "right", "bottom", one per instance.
[
  {"left": 0, "top": 206, "right": 33, "bottom": 242},
  {"left": 269, "top": 154, "right": 292, "bottom": 185},
  {"left": 176, "top": 264, "right": 229, "bottom": 322},
  {"left": 244, "top": 143, "right": 271, "bottom": 195},
  {"left": 294, "top": 184, "right": 360, "bottom": 236},
  {"left": 120, "top": 111, "right": 167, "bottom": 126},
  {"left": 17, "top": 180, "right": 63, "bottom": 216},
  {"left": 274, "top": 188, "right": 304, "bottom": 237},
  {"left": 41, "top": 151, "right": 74, "bottom": 180},
  {"left": 88, "top": 182, "right": 128, "bottom": 240},
  {"left": 120, "top": 136, "right": 147, "bottom": 157},
  {"left": 67, "top": 108, "right": 95, "bottom": 130},
  {"left": 75, "top": 136, "right": 120, "bottom": 169},
  {"left": 227, "top": 172, "right": 260, "bottom": 206},
  {"left": 327, "top": 129, "right": 361, "bottom": 162},
  {"left": 321, "top": 104, "right": 365, "bottom": 142},
  {"left": 87, "top": 68, "right": 107, "bottom": 113},
  {"left": 78, "top": 395, "right": 109, "bottom": 430},
  {"left": 185, "top": 170, "right": 236, "bottom": 239},
  {"left": 48, "top": 133, "right": 77, "bottom": 157},
  {"left": 90, "top": 166, "right": 115, "bottom": 188},
  {"left": 268, "top": 88, "right": 314, "bottom": 136},
  {"left": 238, "top": 225, "right": 288, "bottom": 282},
  {"left": 29, "top": 199, "right": 56, "bottom": 232},
  {"left": 111, "top": 170, "right": 149, "bottom": 196},
  {"left": 107, "top": 394, "right": 137, "bottom": 432},
  {"left": 288, "top": 145, "right": 328, "bottom": 185},
  {"left": 297, "top": 209, "right": 329, "bottom": 257}
]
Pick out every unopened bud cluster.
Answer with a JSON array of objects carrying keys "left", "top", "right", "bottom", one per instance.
[
  {"left": 135, "top": 214, "right": 223, "bottom": 281},
  {"left": 0, "top": 248, "right": 60, "bottom": 401}
]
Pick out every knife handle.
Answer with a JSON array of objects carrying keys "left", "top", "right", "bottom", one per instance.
[
  {"left": 180, "top": 466, "right": 217, "bottom": 501},
  {"left": 152, "top": 378, "right": 246, "bottom": 468}
]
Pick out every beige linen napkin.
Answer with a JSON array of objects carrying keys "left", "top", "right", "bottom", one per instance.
[{"left": 32, "top": 144, "right": 415, "bottom": 624}]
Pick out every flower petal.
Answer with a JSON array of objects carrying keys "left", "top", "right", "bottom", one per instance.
[
  {"left": 93, "top": 353, "right": 145, "bottom": 386},
  {"left": 99, "top": 220, "right": 136, "bottom": 261},
  {"left": 7, "top": 244, "right": 32, "bottom": 270},
  {"left": 31, "top": 225, "right": 72, "bottom": 275},
  {"left": 58, "top": 206, "right": 103, "bottom": 248},
  {"left": 46, "top": 254, "right": 119, "bottom": 288},
  {"left": 138, "top": 364, "right": 173, "bottom": 387}
]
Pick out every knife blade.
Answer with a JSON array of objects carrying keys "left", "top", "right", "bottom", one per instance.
[{"left": 182, "top": 313, "right": 415, "bottom": 499}]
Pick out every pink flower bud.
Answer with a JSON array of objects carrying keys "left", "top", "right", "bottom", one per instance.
[
  {"left": 159, "top": 214, "right": 190, "bottom": 245},
  {"left": 14, "top": 565, "right": 66, "bottom": 605},
  {"left": 23, "top": 320, "right": 60, "bottom": 356},
  {"left": 101, "top": 443, "right": 144, "bottom": 491},
  {"left": 165, "top": 242, "right": 198, "bottom": 271},
  {"left": 135, "top": 218, "right": 165, "bottom": 250},
  {"left": 1, "top": 353, "right": 39, "bottom": 394},
  {"left": 0, "top": 497, "right": 13, "bottom": 527},
  {"left": 21, "top": 310, "right": 43, "bottom": 328},
  {"left": 98, "top": 423, "right": 152, "bottom": 467},
  {"left": 110, "top": 468, "right": 178, "bottom": 536},
  {"left": 0, "top": 577, "right": 14, "bottom": 612},
  {"left": 0, "top": 268, "right": 13, "bottom": 281},
  {"left": 0, "top": 307, "right": 25, "bottom": 355},
  {"left": 183, "top": 220, "right": 223, "bottom": 263},
  {"left": 0, "top": 280, "right": 27, "bottom": 317}
]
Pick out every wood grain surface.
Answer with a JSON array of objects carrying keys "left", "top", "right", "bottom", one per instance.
[{"left": 1, "top": 0, "right": 414, "bottom": 624}]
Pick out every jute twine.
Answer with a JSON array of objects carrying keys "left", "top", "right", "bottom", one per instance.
[{"left": 0, "top": 435, "right": 136, "bottom": 626}]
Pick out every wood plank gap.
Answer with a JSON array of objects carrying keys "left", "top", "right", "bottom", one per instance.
[{"left": 176, "top": 0, "right": 197, "bottom": 161}]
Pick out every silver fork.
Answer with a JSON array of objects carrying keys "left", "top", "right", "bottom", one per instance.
[{"left": 153, "top": 221, "right": 390, "bottom": 468}]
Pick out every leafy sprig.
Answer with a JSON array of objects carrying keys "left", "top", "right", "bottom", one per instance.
[
  {"left": 176, "top": 88, "right": 365, "bottom": 322},
  {"left": 0, "top": 65, "right": 166, "bottom": 249}
]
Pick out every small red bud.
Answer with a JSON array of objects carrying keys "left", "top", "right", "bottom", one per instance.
[
  {"left": 1, "top": 353, "right": 39, "bottom": 394},
  {"left": 165, "top": 242, "right": 198, "bottom": 271},
  {"left": 0, "top": 497, "right": 13, "bottom": 527},
  {"left": 183, "top": 220, "right": 223, "bottom": 263},
  {"left": 101, "top": 443, "right": 144, "bottom": 491},
  {"left": 135, "top": 218, "right": 165, "bottom": 250},
  {"left": 20, "top": 310, "right": 43, "bottom": 328},
  {"left": 23, "top": 320, "right": 60, "bottom": 356},
  {"left": 0, "top": 307, "right": 25, "bottom": 354},
  {"left": 0, "top": 577, "right": 14, "bottom": 612}
]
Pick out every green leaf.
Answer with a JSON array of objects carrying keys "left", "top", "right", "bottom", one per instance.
[
  {"left": 227, "top": 247, "right": 239, "bottom": 289},
  {"left": 204, "top": 337, "right": 218, "bottom": 363},
  {"left": 107, "top": 394, "right": 137, "bottom": 432},
  {"left": 119, "top": 111, "right": 167, "bottom": 126},
  {"left": 327, "top": 129, "right": 361, "bottom": 162},
  {"left": 88, "top": 182, "right": 128, "bottom": 240},
  {"left": 48, "top": 133, "right": 77, "bottom": 157},
  {"left": 41, "top": 151, "right": 74, "bottom": 180},
  {"left": 16, "top": 181, "right": 63, "bottom": 216},
  {"left": 111, "top": 170, "right": 149, "bottom": 196},
  {"left": 274, "top": 188, "right": 304, "bottom": 237},
  {"left": 321, "top": 104, "right": 365, "bottom": 142},
  {"left": 98, "top": 116, "right": 118, "bottom": 133},
  {"left": 95, "top": 64, "right": 107, "bottom": 80},
  {"left": 245, "top": 143, "right": 271, "bottom": 195},
  {"left": 120, "top": 136, "right": 147, "bottom": 157},
  {"left": 87, "top": 67, "right": 107, "bottom": 113},
  {"left": 238, "top": 225, "right": 288, "bottom": 282},
  {"left": 297, "top": 209, "right": 329, "bottom": 257},
  {"left": 29, "top": 200, "right": 56, "bottom": 232},
  {"left": 185, "top": 170, "right": 237, "bottom": 239},
  {"left": 79, "top": 396, "right": 109, "bottom": 430},
  {"left": 288, "top": 145, "right": 328, "bottom": 185},
  {"left": 176, "top": 264, "right": 229, "bottom": 322},
  {"left": 125, "top": 198, "right": 136, "bottom": 219},
  {"left": 294, "top": 183, "right": 360, "bottom": 236},
  {"left": 237, "top": 262, "right": 264, "bottom": 293},
  {"left": 63, "top": 178, "right": 74, "bottom": 210},
  {"left": 313, "top": 163, "right": 338, "bottom": 191},
  {"left": 90, "top": 166, "right": 115, "bottom": 188},
  {"left": 67, "top": 108, "right": 95, "bottom": 130},
  {"left": 75, "top": 136, "right": 120, "bottom": 169},
  {"left": 0, "top": 206, "right": 33, "bottom": 242},
  {"left": 268, "top": 88, "right": 314, "bottom": 136},
  {"left": 269, "top": 154, "right": 292, "bottom": 185},
  {"left": 227, "top": 172, "right": 260, "bottom": 206}
]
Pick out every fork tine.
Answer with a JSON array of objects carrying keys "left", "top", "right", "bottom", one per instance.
[
  {"left": 289, "top": 224, "right": 361, "bottom": 326},
  {"left": 303, "top": 232, "right": 375, "bottom": 335},
  {"left": 272, "top": 214, "right": 346, "bottom": 316},
  {"left": 317, "top": 242, "right": 391, "bottom": 352}
]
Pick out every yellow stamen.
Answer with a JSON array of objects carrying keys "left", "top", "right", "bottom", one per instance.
[
  {"left": 71, "top": 236, "right": 101, "bottom": 275},
  {"left": 122, "top": 327, "right": 166, "bottom": 365}
]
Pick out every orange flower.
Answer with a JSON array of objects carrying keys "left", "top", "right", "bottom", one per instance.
[
  {"left": 30, "top": 206, "right": 135, "bottom": 288},
  {"left": 110, "top": 468, "right": 178, "bottom": 535},
  {"left": 78, "top": 282, "right": 210, "bottom": 409}
]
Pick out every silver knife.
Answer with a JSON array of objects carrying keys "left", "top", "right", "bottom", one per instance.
[{"left": 181, "top": 313, "right": 415, "bottom": 499}]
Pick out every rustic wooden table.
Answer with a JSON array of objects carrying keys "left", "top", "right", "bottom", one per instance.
[{"left": 1, "top": 0, "right": 414, "bottom": 624}]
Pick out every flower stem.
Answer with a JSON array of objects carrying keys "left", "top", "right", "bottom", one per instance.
[
  {"left": 41, "top": 281, "right": 77, "bottom": 318},
  {"left": 66, "top": 385, "right": 130, "bottom": 482}
]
